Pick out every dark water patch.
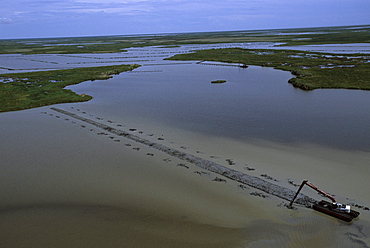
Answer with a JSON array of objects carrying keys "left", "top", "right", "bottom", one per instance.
[{"left": 70, "top": 62, "right": 369, "bottom": 151}]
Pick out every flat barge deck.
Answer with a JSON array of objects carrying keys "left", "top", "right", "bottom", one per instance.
[{"left": 313, "top": 200, "right": 360, "bottom": 222}]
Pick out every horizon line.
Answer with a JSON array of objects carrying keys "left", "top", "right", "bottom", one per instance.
[{"left": 2, "top": 24, "right": 370, "bottom": 41}]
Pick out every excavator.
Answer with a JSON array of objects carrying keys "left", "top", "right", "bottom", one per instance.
[{"left": 289, "top": 180, "right": 360, "bottom": 222}]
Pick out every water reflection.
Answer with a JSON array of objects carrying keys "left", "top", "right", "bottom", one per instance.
[{"left": 67, "top": 60, "right": 370, "bottom": 151}]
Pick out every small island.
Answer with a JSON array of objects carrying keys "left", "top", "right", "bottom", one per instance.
[
  {"left": 211, "top": 80, "right": 227, "bottom": 84},
  {"left": 168, "top": 48, "right": 370, "bottom": 91}
]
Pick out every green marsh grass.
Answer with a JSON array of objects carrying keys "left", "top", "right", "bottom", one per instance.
[
  {"left": 167, "top": 48, "right": 370, "bottom": 90},
  {"left": 0, "top": 64, "right": 140, "bottom": 112}
]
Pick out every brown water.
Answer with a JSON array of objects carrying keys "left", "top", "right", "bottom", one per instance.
[
  {"left": 1, "top": 45, "right": 370, "bottom": 247},
  {"left": 1, "top": 106, "right": 370, "bottom": 247},
  {"left": 0, "top": 108, "right": 269, "bottom": 247}
]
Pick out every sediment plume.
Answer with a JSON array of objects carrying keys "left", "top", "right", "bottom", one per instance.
[{"left": 51, "top": 107, "right": 316, "bottom": 207}]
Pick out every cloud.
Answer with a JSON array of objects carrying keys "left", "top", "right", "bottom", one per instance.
[
  {"left": 69, "top": 7, "right": 153, "bottom": 15},
  {"left": 1, "top": 0, "right": 369, "bottom": 39},
  {"left": 74, "top": 0, "right": 149, "bottom": 3},
  {"left": 73, "top": 0, "right": 178, "bottom": 3},
  {"left": 0, "top": 17, "right": 14, "bottom": 24},
  {"left": 37, "top": 0, "right": 156, "bottom": 15},
  {"left": 1, "top": 0, "right": 260, "bottom": 20}
]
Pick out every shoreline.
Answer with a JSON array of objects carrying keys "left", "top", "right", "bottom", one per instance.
[
  {"left": 166, "top": 48, "right": 370, "bottom": 91},
  {"left": 0, "top": 64, "right": 140, "bottom": 112}
]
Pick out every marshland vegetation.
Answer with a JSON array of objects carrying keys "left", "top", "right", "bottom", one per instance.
[
  {"left": 0, "top": 25, "right": 369, "bottom": 55},
  {"left": 168, "top": 48, "right": 370, "bottom": 90},
  {"left": 0, "top": 24, "right": 369, "bottom": 112},
  {"left": 0, "top": 64, "right": 140, "bottom": 112}
]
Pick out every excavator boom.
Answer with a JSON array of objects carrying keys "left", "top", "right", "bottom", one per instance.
[
  {"left": 289, "top": 180, "right": 335, "bottom": 207},
  {"left": 304, "top": 181, "right": 336, "bottom": 203},
  {"left": 288, "top": 180, "right": 360, "bottom": 222}
]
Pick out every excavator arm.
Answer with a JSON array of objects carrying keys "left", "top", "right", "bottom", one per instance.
[
  {"left": 289, "top": 180, "right": 336, "bottom": 207},
  {"left": 288, "top": 180, "right": 359, "bottom": 222}
]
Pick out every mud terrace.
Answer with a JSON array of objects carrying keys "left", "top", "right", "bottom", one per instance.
[{"left": 51, "top": 107, "right": 316, "bottom": 208}]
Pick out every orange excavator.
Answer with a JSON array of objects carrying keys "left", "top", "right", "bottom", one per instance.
[{"left": 289, "top": 180, "right": 360, "bottom": 222}]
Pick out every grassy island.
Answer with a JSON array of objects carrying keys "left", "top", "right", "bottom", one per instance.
[
  {"left": 0, "top": 64, "right": 140, "bottom": 112},
  {"left": 167, "top": 48, "right": 370, "bottom": 91}
]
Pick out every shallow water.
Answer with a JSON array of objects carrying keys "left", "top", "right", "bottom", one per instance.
[
  {"left": 1, "top": 107, "right": 369, "bottom": 247},
  {"left": 67, "top": 59, "right": 370, "bottom": 151},
  {"left": 1, "top": 45, "right": 370, "bottom": 247}
]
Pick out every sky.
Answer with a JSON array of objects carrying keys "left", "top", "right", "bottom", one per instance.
[{"left": 1, "top": 0, "right": 369, "bottom": 39}]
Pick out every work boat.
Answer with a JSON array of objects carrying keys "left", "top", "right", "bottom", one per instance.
[{"left": 289, "top": 180, "right": 360, "bottom": 222}]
